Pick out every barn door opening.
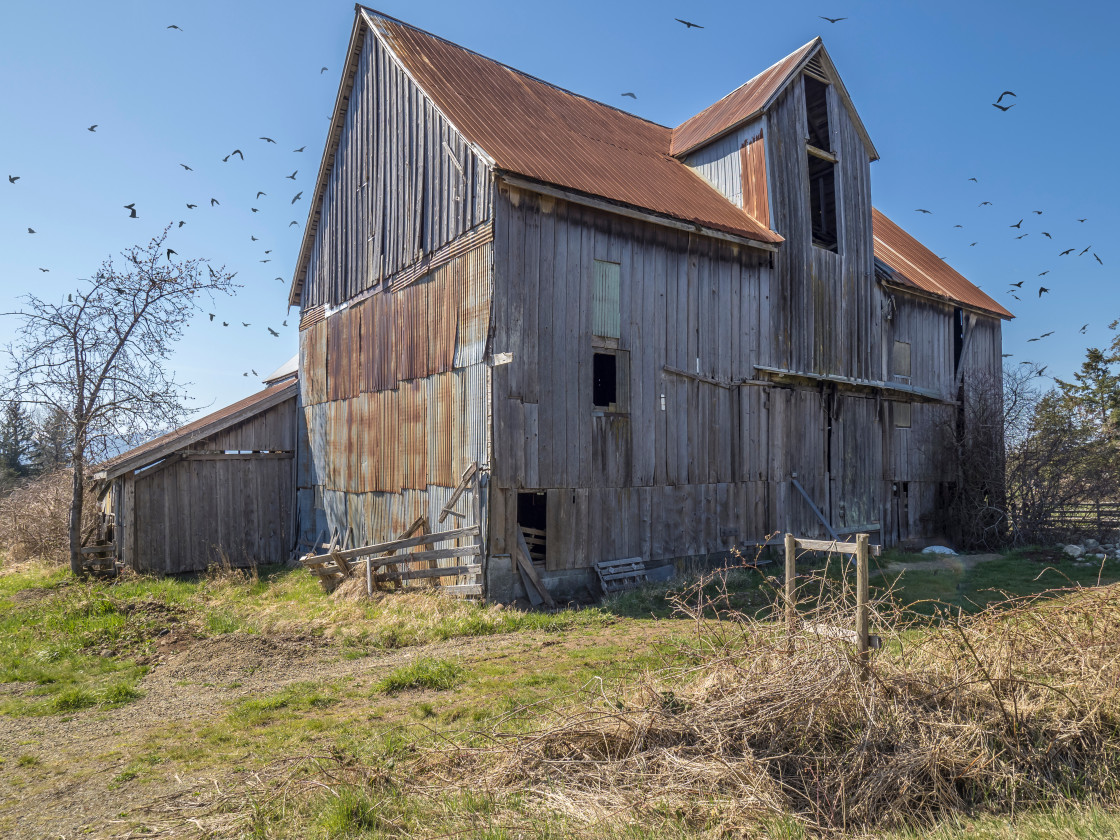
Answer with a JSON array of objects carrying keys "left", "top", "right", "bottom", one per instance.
[
  {"left": 828, "top": 393, "right": 881, "bottom": 535},
  {"left": 517, "top": 492, "right": 547, "bottom": 566}
]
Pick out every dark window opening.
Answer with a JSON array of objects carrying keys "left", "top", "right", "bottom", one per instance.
[
  {"left": 593, "top": 352, "right": 618, "bottom": 409},
  {"left": 804, "top": 76, "right": 831, "bottom": 151},
  {"left": 953, "top": 307, "right": 965, "bottom": 373},
  {"left": 808, "top": 155, "right": 838, "bottom": 251},
  {"left": 895, "top": 401, "right": 912, "bottom": 428},
  {"left": 517, "top": 492, "right": 547, "bottom": 566}
]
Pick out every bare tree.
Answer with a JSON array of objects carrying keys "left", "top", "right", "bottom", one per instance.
[{"left": 3, "top": 227, "right": 237, "bottom": 574}]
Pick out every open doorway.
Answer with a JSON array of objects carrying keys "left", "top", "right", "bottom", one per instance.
[{"left": 517, "top": 491, "right": 547, "bottom": 566}]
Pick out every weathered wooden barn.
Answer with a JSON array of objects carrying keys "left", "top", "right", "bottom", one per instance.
[
  {"left": 95, "top": 368, "right": 301, "bottom": 574},
  {"left": 288, "top": 7, "right": 1012, "bottom": 599}
]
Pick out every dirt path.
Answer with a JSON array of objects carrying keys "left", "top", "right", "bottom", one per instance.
[{"left": 0, "top": 630, "right": 534, "bottom": 839}]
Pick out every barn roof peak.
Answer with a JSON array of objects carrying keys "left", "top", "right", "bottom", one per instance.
[{"left": 670, "top": 38, "right": 878, "bottom": 161}]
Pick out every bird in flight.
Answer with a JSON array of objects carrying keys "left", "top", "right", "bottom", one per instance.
[
  {"left": 1077, "top": 218, "right": 1087, "bottom": 223},
  {"left": 251, "top": 208, "right": 259, "bottom": 213},
  {"left": 38, "top": 267, "right": 49, "bottom": 272},
  {"left": 242, "top": 322, "right": 250, "bottom": 327},
  {"left": 953, "top": 224, "right": 963, "bottom": 228},
  {"left": 293, "top": 146, "right": 306, "bottom": 153},
  {"left": 167, "top": 24, "right": 183, "bottom": 31},
  {"left": 1015, "top": 233, "right": 1028, "bottom": 240},
  {"left": 621, "top": 92, "right": 637, "bottom": 99},
  {"left": 87, "top": 125, "right": 97, "bottom": 132},
  {"left": 675, "top": 18, "right": 703, "bottom": 28},
  {"left": 1027, "top": 337, "right": 1039, "bottom": 342},
  {"left": 180, "top": 163, "right": 193, "bottom": 171},
  {"left": 819, "top": 16, "right": 847, "bottom": 23},
  {"left": 970, "top": 242, "right": 978, "bottom": 247},
  {"left": 291, "top": 191, "right": 303, "bottom": 203},
  {"left": 1038, "top": 286, "right": 1050, "bottom": 297},
  {"left": 1040, "top": 331, "right": 1054, "bottom": 338},
  {"left": 1059, "top": 248, "right": 1074, "bottom": 256},
  {"left": 1038, "top": 271, "right": 1049, "bottom": 276},
  {"left": 186, "top": 203, "right": 197, "bottom": 209},
  {"left": 260, "top": 259, "right": 271, "bottom": 263},
  {"left": 222, "top": 321, "right": 229, "bottom": 327},
  {"left": 967, "top": 177, "right": 978, "bottom": 182},
  {"left": 1010, "top": 219, "right": 1023, "bottom": 228},
  {"left": 1080, "top": 324, "right": 1089, "bottom": 334},
  {"left": 260, "top": 137, "right": 276, "bottom": 144},
  {"left": 251, "top": 235, "right": 259, "bottom": 241},
  {"left": 256, "top": 191, "right": 267, "bottom": 199},
  {"left": 1041, "top": 232, "right": 1051, "bottom": 239},
  {"left": 210, "top": 198, "right": 220, "bottom": 206},
  {"left": 320, "top": 67, "right": 328, "bottom": 74},
  {"left": 1079, "top": 245, "right": 1092, "bottom": 256},
  {"left": 1095, "top": 253, "right": 1104, "bottom": 265},
  {"left": 289, "top": 220, "right": 299, "bottom": 226},
  {"left": 992, "top": 102, "right": 1015, "bottom": 112},
  {"left": 123, "top": 203, "right": 137, "bottom": 218},
  {"left": 8, "top": 175, "right": 20, "bottom": 183},
  {"left": 1010, "top": 281, "right": 1024, "bottom": 288},
  {"left": 251, "top": 369, "right": 258, "bottom": 376},
  {"left": 1032, "top": 210, "right": 1043, "bottom": 215},
  {"left": 286, "top": 170, "right": 298, "bottom": 180},
  {"left": 995, "top": 91, "right": 1016, "bottom": 103},
  {"left": 915, "top": 208, "right": 932, "bottom": 214},
  {"left": 166, "top": 249, "right": 177, "bottom": 259},
  {"left": 27, "top": 228, "right": 35, "bottom": 234},
  {"left": 209, "top": 313, "right": 215, "bottom": 321},
  {"left": 979, "top": 201, "right": 992, "bottom": 206},
  {"left": 268, "top": 327, "right": 279, "bottom": 336}
]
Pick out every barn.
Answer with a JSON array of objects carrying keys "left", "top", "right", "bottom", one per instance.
[
  {"left": 288, "top": 7, "right": 1012, "bottom": 600},
  {"left": 94, "top": 364, "right": 303, "bottom": 574}
]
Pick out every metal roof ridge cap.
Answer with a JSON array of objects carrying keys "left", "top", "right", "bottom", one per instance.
[{"left": 497, "top": 173, "right": 782, "bottom": 251}]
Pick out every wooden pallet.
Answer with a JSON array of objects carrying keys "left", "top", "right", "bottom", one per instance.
[
  {"left": 595, "top": 557, "right": 648, "bottom": 595},
  {"left": 79, "top": 543, "right": 119, "bottom": 578}
]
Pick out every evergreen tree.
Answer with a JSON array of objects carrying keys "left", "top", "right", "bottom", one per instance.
[
  {"left": 30, "top": 406, "right": 73, "bottom": 474},
  {"left": 1056, "top": 333, "right": 1120, "bottom": 436},
  {"left": 0, "top": 399, "right": 35, "bottom": 478}
]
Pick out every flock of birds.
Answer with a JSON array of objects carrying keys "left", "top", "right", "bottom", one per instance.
[
  {"left": 6, "top": 23, "right": 331, "bottom": 381},
  {"left": 6, "top": 15, "right": 1111, "bottom": 387},
  {"left": 908, "top": 88, "right": 1105, "bottom": 355}
]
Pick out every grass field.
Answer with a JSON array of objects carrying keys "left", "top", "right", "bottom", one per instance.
[{"left": 1, "top": 549, "right": 1117, "bottom": 838}]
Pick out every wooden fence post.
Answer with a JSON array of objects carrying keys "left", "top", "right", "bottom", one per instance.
[
  {"left": 785, "top": 533, "right": 797, "bottom": 649},
  {"left": 855, "top": 532, "right": 870, "bottom": 676}
]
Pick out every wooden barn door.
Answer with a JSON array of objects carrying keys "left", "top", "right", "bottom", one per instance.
[{"left": 828, "top": 394, "right": 881, "bottom": 534}]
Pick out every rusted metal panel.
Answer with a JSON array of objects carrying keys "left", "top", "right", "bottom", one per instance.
[
  {"left": 873, "top": 209, "right": 1013, "bottom": 319},
  {"left": 740, "top": 131, "right": 770, "bottom": 227},
  {"left": 453, "top": 241, "right": 492, "bottom": 367},
  {"left": 300, "top": 321, "right": 329, "bottom": 405},
  {"left": 671, "top": 41, "right": 818, "bottom": 156},
  {"left": 365, "top": 12, "right": 779, "bottom": 247}
]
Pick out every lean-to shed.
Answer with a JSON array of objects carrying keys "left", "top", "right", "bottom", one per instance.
[
  {"left": 288, "top": 7, "right": 1012, "bottom": 601},
  {"left": 95, "top": 369, "right": 301, "bottom": 573}
]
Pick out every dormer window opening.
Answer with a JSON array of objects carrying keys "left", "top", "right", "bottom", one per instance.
[{"left": 804, "top": 74, "right": 839, "bottom": 253}]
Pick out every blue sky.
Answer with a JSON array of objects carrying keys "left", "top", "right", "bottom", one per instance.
[{"left": 1, "top": 0, "right": 1116, "bottom": 417}]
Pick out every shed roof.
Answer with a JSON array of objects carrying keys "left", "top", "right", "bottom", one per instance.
[
  {"left": 873, "top": 208, "right": 1013, "bottom": 320},
  {"left": 95, "top": 375, "right": 298, "bottom": 480}
]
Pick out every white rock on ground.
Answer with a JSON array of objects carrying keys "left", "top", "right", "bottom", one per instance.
[
  {"left": 921, "top": 545, "right": 958, "bottom": 556},
  {"left": 1064, "top": 544, "right": 1085, "bottom": 558}
]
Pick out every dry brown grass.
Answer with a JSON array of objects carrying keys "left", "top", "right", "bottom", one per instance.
[
  {"left": 0, "top": 469, "right": 95, "bottom": 565},
  {"left": 409, "top": 566, "right": 1120, "bottom": 835}
]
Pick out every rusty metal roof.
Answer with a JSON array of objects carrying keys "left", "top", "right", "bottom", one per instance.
[
  {"left": 873, "top": 208, "right": 1013, "bottom": 320},
  {"left": 95, "top": 375, "right": 298, "bottom": 479},
  {"left": 671, "top": 41, "right": 819, "bottom": 156},
  {"left": 360, "top": 9, "right": 781, "bottom": 246}
]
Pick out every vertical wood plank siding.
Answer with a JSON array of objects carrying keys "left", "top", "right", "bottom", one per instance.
[
  {"left": 127, "top": 397, "right": 297, "bottom": 574},
  {"left": 299, "top": 29, "right": 492, "bottom": 309}
]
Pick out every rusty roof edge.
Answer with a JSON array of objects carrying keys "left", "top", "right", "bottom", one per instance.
[
  {"left": 95, "top": 378, "right": 299, "bottom": 481},
  {"left": 878, "top": 273, "right": 1014, "bottom": 321},
  {"left": 670, "top": 39, "right": 821, "bottom": 158},
  {"left": 498, "top": 172, "right": 782, "bottom": 251}
]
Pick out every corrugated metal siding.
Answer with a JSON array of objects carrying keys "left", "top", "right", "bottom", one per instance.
[
  {"left": 300, "top": 322, "right": 329, "bottom": 405},
  {"left": 740, "top": 131, "right": 770, "bottom": 227},
  {"left": 682, "top": 120, "right": 758, "bottom": 210}
]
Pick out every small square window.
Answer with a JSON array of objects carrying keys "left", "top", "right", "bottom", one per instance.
[{"left": 895, "top": 402, "right": 911, "bottom": 428}]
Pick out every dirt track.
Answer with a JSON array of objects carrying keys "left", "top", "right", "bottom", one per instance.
[{"left": 0, "top": 630, "right": 522, "bottom": 839}]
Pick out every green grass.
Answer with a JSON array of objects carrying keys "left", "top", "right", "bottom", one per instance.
[
  {"left": 374, "top": 657, "right": 463, "bottom": 694},
  {"left": 231, "top": 681, "right": 341, "bottom": 726},
  {"left": 871, "top": 546, "right": 1120, "bottom": 615}
]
